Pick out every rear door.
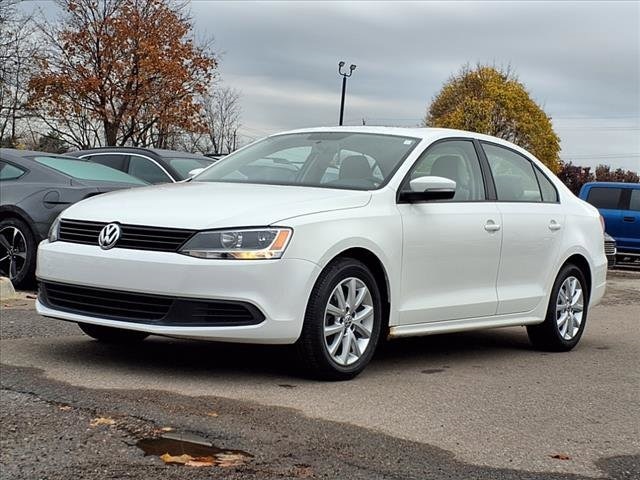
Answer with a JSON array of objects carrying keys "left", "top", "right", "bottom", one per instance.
[
  {"left": 481, "top": 142, "right": 565, "bottom": 315},
  {"left": 619, "top": 187, "right": 640, "bottom": 252}
]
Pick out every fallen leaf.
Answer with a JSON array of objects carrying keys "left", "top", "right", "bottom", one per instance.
[
  {"left": 160, "top": 453, "right": 193, "bottom": 465},
  {"left": 25, "top": 294, "right": 37, "bottom": 299},
  {"left": 160, "top": 427, "right": 174, "bottom": 432},
  {"left": 59, "top": 405, "right": 72, "bottom": 411},
  {"left": 550, "top": 453, "right": 571, "bottom": 460},
  {"left": 186, "top": 456, "right": 216, "bottom": 467},
  {"left": 216, "top": 452, "right": 249, "bottom": 468},
  {"left": 90, "top": 417, "right": 116, "bottom": 427},
  {"left": 205, "top": 412, "right": 219, "bottom": 417}
]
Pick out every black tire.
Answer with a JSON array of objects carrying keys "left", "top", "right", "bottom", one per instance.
[
  {"left": 78, "top": 323, "right": 149, "bottom": 343},
  {"left": 296, "top": 258, "right": 383, "bottom": 381},
  {"left": 0, "top": 217, "right": 37, "bottom": 289},
  {"left": 527, "top": 263, "right": 589, "bottom": 351}
]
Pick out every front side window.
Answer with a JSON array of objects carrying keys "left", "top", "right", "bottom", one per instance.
[
  {"left": 402, "top": 140, "right": 486, "bottom": 201},
  {"left": 483, "top": 143, "right": 542, "bottom": 202},
  {"left": 128, "top": 156, "right": 172, "bottom": 184},
  {"left": 34, "top": 156, "right": 147, "bottom": 185},
  {"left": 0, "top": 161, "right": 26, "bottom": 181},
  {"left": 194, "top": 132, "right": 420, "bottom": 190},
  {"left": 586, "top": 187, "right": 622, "bottom": 210}
]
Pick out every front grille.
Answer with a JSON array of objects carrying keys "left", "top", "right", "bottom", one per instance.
[
  {"left": 604, "top": 241, "right": 616, "bottom": 256},
  {"left": 59, "top": 219, "right": 195, "bottom": 252},
  {"left": 39, "top": 282, "right": 264, "bottom": 326}
]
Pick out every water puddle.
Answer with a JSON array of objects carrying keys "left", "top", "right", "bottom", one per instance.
[{"left": 137, "top": 432, "right": 252, "bottom": 468}]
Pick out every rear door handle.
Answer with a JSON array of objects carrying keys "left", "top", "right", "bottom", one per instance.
[
  {"left": 549, "top": 220, "right": 562, "bottom": 231},
  {"left": 484, "top": 221, "right": 501, "bottom": 232},
  {"left": 623, "top": 216, "right": 636, "bottom": 223}
]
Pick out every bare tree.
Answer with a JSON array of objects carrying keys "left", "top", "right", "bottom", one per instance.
[
  {"left": 0, "top": 0, "right": 41, "bottom": 146},
  {"left": 200, "top": 86, "right": 241, "bottom": 154}
]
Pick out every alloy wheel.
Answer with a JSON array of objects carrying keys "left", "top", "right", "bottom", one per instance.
[
  {"left": 0, "top": 226, "right": 28, "bottom": 281},
  {"left": 556, "top": 276, "right": 584, "bottom": 340},
  {"left": 323, "top": 277, "right": 374, "bottom": 366}
]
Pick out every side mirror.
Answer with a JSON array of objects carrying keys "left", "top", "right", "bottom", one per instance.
[
  {"left": 188, "top": 168, "right": 205, "bottom": 178},
  {"left": 398, "top": 176, "right": 456, "bottom": 203}
]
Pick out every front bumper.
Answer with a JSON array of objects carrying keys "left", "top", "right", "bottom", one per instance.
[{"left": 36, "top": 240, "right": 321, "bottom": 344}]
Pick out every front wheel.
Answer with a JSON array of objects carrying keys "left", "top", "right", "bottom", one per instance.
[
  {"left": 78, "top": 323, "right": 149, "bottom": 343},
  {"left": 527, "top": 264, "right": 589, "bottom": 351},
  {"left": 296, "top": 258, "right": 383, "bottom": 381}
]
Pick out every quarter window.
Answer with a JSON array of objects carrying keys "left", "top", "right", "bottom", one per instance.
[
  {"left": 128, "top": 156, "right": 172, "bottom": 184},
  {"left": 586, "top": 187, "right": 622, "bottom": 209},
  {"left": 404, "top": 140, "right": 486, "bottom": 201},
  {"left": 0, "top": 161, "right": 26, "bottom": 180},
  {"left": 483, "top": 143, "right": 542, "bottom": 202},
  {"left": 627, "top": 189, "right": 640, "bottom": 211},
  {"left": 534, "top": 167, "right": 559, "bottom": 203}
]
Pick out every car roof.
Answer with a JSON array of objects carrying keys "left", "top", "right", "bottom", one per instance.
[
  {"left": 1, "top": 148, "right": 84, "bottom": 163},
  {"left": 582, "top": 181, "right": 639, "bottom": 188},
  {"left": 68, "top": 146, "right": 210, "bottom": 160},
  {"left": 269, "top": 126, "right": 540, "bottom": 161}
]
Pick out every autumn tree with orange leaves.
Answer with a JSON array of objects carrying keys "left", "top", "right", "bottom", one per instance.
[{"left": 29, "top": 0, "right": 216, "bottom": 148}]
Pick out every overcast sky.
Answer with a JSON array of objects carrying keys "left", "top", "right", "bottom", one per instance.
[{"left": 22, "top": 1, "right": 640, "bottom": 170}]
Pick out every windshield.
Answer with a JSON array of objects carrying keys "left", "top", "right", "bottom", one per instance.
[
  {"left": 167, "top": 157, "right": 214, "bottom": 179},
  {"left": 34, "top": 156, "right": 147, "bottom": 185},
  {"left": 193, "top": 132, "right": 420, "bottom": 190}
]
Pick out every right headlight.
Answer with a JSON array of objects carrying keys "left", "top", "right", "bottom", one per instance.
[{"left": 179, "top": 227, "right": 292, "bottom": 260}]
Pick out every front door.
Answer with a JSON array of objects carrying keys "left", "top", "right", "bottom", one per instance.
[{"left": 397, "top": 139, "right": 501, "bottom": 325}]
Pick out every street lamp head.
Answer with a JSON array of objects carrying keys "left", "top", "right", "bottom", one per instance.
[
  {"left": 350, "top": 64, "right": 357, "bottom": 71},
  {"left": 339, "top": 61, "right": 345, "bottom": 68}
]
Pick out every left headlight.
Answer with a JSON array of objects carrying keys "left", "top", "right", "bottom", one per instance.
[
  {"left": 179, "top": 227, "right": 293, "bottom": 260},
  {"left": 48, "top": 215, "right": 62, "bottom": 242}
]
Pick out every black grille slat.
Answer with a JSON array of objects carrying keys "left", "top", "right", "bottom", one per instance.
[
  {"left": 39, "top": 282, "right": 265, "bottom": 326},
  {"left": 59, "top": 219, "right": 194, "bottom": 252}
]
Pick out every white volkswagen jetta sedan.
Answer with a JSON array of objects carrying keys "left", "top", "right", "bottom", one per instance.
[{"left": 36, "top": 127, "right": 607, "bottom": 380}]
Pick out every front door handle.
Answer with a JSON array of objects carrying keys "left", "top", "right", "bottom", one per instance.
[
  {"left": 549, "top": 220, "right": 562, "bottom": 231},
  {"left": 484, "top": 220, "right": 501, "bottom": 232},
  {"left": 623, "top": 216, "right": 636, "bottom": 223}
]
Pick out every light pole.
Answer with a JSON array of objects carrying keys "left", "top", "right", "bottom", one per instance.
[{"left": 338, "top": 61, "right": 356, "bottom": 126}]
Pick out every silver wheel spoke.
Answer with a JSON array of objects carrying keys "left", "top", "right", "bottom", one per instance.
[
  {"left": 353, "top": 322, "right": 371, "bottom": 339},
  {"left": 346, "top": 278, "right": 357, "bottom": 307},
  {"left": 350, "top": 331, "right": 362, "bottom": 357},
  {"left": 328, "top": 334, "right": 342, "bottom": 356},
  {"left": 326, "top": 302, "right": 343, "bottom": 317},
  {"left": 9, "top": 258, "right": 17, "bottom": 278},
  {"left": 335, "top": 286, "right": 347, "bottom": 311},
  {"left": 338, "top": 332, "right": 351, "bottom": 365},
  {"left": 324, "top": 323, "right": 343, "bottom": 337},
  {"left": 557, "top": 311, "right": 569, "bottom": 329},
  {"left": 13, "top": 251, "right": 27, "bottom": 260},
  {"left": 0, "top": 254, "right": 9, "bottom": 263}
]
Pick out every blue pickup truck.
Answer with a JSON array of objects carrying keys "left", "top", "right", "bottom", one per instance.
[{"left": 579, "top": 182, "right": 640, "bottom": 264}]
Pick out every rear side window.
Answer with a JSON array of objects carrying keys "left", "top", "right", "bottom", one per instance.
[
  {"left": 128, "top": 156, "right": 172, "bottom": 184},
  {"left": 34, "top": 156, "right": 146, "bottom": 185},
  {"left": 85, "top": 154, "right": 127, "bottom": 171},
  {"left": 629, "top": 189, "right": 640, "bottom": 211},
  {"left": 0, "top": 161, "right": 26, "bottom": 180},
  {"left": 482, "top": 143, "right": 542, "bottom": 202},
  {"left": 586, "top": 187, "right": 622, "bottom": 209}
]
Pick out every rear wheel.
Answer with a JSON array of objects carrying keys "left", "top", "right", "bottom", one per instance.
[
  {"left": 78, "top": 323, "right": 149, "bottom": 343},
  {"left": 0, "top": 218, "right": 36, "bottom": 288},
  {"left": 296, "top": 258, "right": 382, "bottom": 380},
  {"left": 527, "top": 264, "right": 589, "bottom": 351}
]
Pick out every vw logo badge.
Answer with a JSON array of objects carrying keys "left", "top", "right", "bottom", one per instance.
[{"left": 98, "top": 223, "right": 121, "bottom": 250}]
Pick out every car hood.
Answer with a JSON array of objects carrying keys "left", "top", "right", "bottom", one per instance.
[{"left": 61, "top": 181, "right": 372, "bottom": 229}]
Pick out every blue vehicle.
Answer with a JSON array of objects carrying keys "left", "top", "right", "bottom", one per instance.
[{"left": 579, "top": 182, "right": 640, "bottom": 262}]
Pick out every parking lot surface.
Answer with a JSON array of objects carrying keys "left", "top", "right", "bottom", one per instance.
[{"left": 1, "top": 270, "right": 638, "bottom": 479}]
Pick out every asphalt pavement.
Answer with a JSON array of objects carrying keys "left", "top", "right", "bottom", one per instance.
[{"left": 1, "top": 270, "right": 638, "bottom": 479}]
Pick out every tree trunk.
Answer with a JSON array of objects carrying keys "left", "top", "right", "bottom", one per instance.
[{"left": 104, "top": 121, "right": 118, "bottom": 146}]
